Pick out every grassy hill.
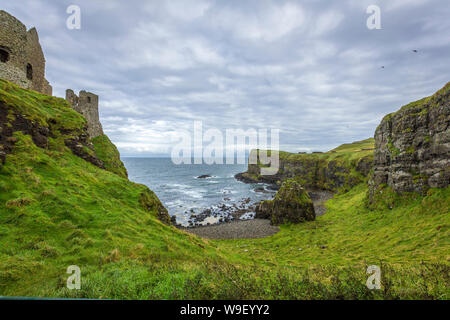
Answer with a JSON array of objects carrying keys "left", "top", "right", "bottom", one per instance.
[
  {"left": 0, "top": 79, "right": 222, "bottom": 298},
  {"left": 0, "top": 79, "right": 448, "bottom": 299}
]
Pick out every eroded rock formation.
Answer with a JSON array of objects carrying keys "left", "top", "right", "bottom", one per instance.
[
  {"left": 255, "top": 179, "right": 315, "bottom": 225},
  {"left": 236, "top": 141, "right": 374, "bottom": 192},
  {"left": 369, "top": 82, "right": 450, "bottom": 197}
]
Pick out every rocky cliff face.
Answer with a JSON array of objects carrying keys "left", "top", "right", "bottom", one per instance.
[
  {"left": 236, "top": 139, "right": 374, "bottom": 192},
  {"left": 369, "top": 83, "right": 449, "bottom": 198}
]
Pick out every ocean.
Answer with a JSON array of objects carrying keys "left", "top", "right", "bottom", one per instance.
[{"left": 121, "top": 158, "right": 275, "bottom": 226}]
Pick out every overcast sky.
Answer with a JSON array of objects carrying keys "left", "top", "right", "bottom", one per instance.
[{"left": 2, "top": 0, "right": 449, "bottom": 156}]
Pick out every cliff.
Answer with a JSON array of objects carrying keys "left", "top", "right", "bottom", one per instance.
[
  {"left": 236, "top": 138, "right": 374, "bottom": 192},
  {"left": 0, "top": 78, "right": 168, "bottom": 223},
  {"left": 369, "top": 82, "right": 450, "bottom": 199}
]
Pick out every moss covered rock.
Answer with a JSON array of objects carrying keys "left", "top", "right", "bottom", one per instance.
[
  {"left": 256, "top": 179, "right": 315, "bottom": 225},
  {"left": 369, "top": 82, "right": 450, "bottom": 200}
]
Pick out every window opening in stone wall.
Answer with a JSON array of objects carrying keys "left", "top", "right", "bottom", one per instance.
[
  {"left": 0, "top": 48, "right": 9, "bottom": 63},
  {"left": 26, "top": 63, "right": 33, "bottom": 80}
]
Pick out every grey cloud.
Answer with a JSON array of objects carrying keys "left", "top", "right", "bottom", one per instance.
[{"left": 1, "top": 0, "right": 449, "bottom": 156}]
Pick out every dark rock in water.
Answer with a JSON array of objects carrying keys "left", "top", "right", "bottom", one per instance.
[
  {"left": 234, "top": 172, "right": 261, "bottom": 183},
  {"left": 266, "top": 184, "right": 280, "bottom": 191},
  {"left": 255, "top": 179, "right": 315, "bottom": 225},
  {"left": 197, "top": 174, "right": 212, "bottom": 179},
  {"left": 369, "top": 82, "right": 450, "bottom": 200},
  {"left": 170, "top": 215, "right": 177, "bottom": 225},
  {"left": 254, "top": 186, "right": 272, "bottom": 193}
]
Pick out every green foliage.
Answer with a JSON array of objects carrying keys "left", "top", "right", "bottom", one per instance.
[
  {"left": 268, "top": 179, "right": 315, "bottom": 225},
  {"left": 387, "top": 137, "right": 401, "bottom": 157},
  {"left": 0, "top": 81, "right": 220, "bottom": 297},
  {"left": 0, "top": 79, "right": 85, "bottom": 133},
  {"left": 218, "top": 184, "right": 449, "bottom": 266},
  {"left": 0, "top": 80, "right": 448, "bottom": 300},
  {"left": 92, "top": 135, "right": 128, "bottom": 178}
]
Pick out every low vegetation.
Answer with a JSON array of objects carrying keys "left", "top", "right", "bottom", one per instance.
[
  {"left": 0, "top": 80, "right": 448, "bottom": 299},
  {"left": 238, "top": 138, "right": 375, "bottom": 192}
]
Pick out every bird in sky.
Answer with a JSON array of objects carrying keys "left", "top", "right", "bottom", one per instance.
[{"left": 413, "top": 50, "right": 418, "bottom": 53}]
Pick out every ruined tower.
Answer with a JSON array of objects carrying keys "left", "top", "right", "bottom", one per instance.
[
  {"left": 66, "top": 89, "right": 104, "bottom": 138},
  {"left": 1, "top": 10, "right": 104, "bottom": 140},
  {"left": 0, "top": 10, "right": 52, "bottom": 95}
]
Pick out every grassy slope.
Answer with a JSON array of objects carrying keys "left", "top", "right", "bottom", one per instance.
[
  {"left": 92, "top": 134, "right": 128, "bottom": 179},
  {"left": 0, "top": 80, "right": 221, "bottom": 298},
  {"left": 0, "top": 80, "right": 448, "bottom": 299},
  {"left": 217, "top": 184, "right": 449, "bottom": 266},
  {"left": 279, "top": 137, "right": 375, "bottom": 163}
]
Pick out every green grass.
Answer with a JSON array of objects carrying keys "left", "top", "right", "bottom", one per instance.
[
  {"left": 0, "top": 80, "right": 448, "bottom": 299},
  {"left": 217, "top": 184, "right": 449, "bottom": 266},
  {"left": 92, "top": 135, "right": 128, "bottom": 178},
  {"left": 0, "top": 80, "right": 222, "bottom": 297},
  {"left": 280, "top": 137, "right": 375, "bottom": 162},
  {"left": 0, "top": 79, "right": 85, "bottom": 133},
  {"left": 0, "top": 131, "right": 221, "bottom": 297}
]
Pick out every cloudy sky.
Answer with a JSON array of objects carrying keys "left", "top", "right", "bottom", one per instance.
[{"left": 2, "top": 0, "right": 450, "bottom": 156}]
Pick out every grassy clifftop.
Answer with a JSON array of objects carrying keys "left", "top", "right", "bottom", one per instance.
[{"left": 238, "top": 138, "right": 375, "bottom": 192}]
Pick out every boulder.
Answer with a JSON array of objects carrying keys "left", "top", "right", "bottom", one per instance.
[
  {"left": 255, "top": 179, "right": 315, "bottom": 225},
  {"left": 255, "top": 200, "right": 273, "bottom": 219}
]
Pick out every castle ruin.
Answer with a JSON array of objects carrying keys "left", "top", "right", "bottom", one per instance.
[
  {"left": 1, "top": 10, "right": 104, "bottom": 140},
  {"left": 66, "top": 89, "right": 104, "bottom": 138},
  {"left": 0, "top": 10, "right": 52, "bottom": 95}
]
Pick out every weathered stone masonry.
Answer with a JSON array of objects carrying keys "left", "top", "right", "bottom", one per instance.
[
  {"left": 0, "top": 10, "right": 52, "bottom": 95},
  {"left": 0, "top": 11, "right": 104, "bottom": 140},
  {"left": 66, "top": 89, "right": 104, "bottom": 138}
]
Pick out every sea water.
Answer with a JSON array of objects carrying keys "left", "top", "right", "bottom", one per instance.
[{"left": 122, "top": 158, "right": 275, "bottom": 226}]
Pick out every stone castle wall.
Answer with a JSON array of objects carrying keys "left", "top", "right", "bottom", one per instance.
[
  {"left": 66, "top": 89, "right": 104, "bottom": 138},
  {"left": 1, "top": 10, "right": 104, "bottom": 140},
  {"left": 0, "top": 10, "right": 52, "bottom": 95}
]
